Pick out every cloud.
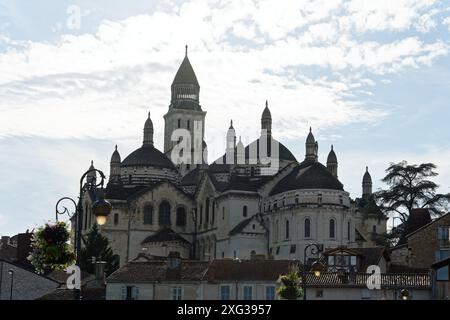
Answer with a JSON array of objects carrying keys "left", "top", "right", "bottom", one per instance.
[
  {"left": 1, "top": 0, "right": 449, "bottom": 235},
  {"left": 0, "top": 1, "right": 447, "bottom": 160}
]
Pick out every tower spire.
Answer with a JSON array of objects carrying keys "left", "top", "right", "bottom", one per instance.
[
  {"left": 185, "top": 44, "right": 188, "bottom": 57},
  {"left": 143, "top": 111, "right": 154, "bottom": 146},
  {"left": 261, "top": 100, "right": 272, "bottom": 136}
]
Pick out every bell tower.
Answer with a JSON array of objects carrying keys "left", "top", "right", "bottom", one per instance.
[{"left": 163, "top": 46, "right": 207, "bottom": 172}]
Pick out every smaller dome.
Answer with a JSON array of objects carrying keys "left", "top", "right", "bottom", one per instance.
[
  {"left": 121, "top": 144, "right": 176, "bottom": 170},
  {"left": 262, "top": 100, "right": 272, "bottom": 120},
  {"left": 87, "top": 160, "right": 96, "bottom": 182},
  {"left": 327, "top": 145, "right": 337, "bottom": 164},
  {"left": 87, "top": 160, "right": 95, "bottom": 172},
  {"left": 172, "top": 46, "right": 199, "bottom": 86},
  {"left": 144, "top": 112, "right": 153, "bottom": 130},
  {"left": 111, "top": 145, "right": 121, "bottom": 163},
  {"left": 363, "top": 166, "right": 372, "bottom": 184},
  {"left": 306, "top": 127, "right": 315, "bottom": 144}
]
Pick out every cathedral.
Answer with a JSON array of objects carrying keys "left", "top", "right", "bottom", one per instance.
[{"left": 79, "top": 48, "right": 387, "bottom": 266}]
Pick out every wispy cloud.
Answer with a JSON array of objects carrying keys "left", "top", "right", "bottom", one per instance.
[{"left": 0, "top": 0, "right": 450, "bottom": 234}]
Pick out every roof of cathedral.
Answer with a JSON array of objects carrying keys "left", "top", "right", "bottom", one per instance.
[
  {"left": 261, "top": 103, "right": 271, "bottom": 120},
  {"left": 269, "top": 160, "right": 344, "bottom": 196},
  {"left": 108, "top": 260, "right": 209, "bottom": 283},
  {"left": 110, "top": 145, "right": 121, "bottom": 163},
  {"left": 181, "top": 167, "right": 202, "bottom": 186},
  {"left": 229, "top": 216, "right": 266, "bottom": 236},
  {"left": 245, "top": 137, "right": 297, "bottom": 162},
  {"left": 327, "top": 145, "right": 337, "bottom": 163},
  {"left": 121, "top": 144, "right": 176, "bottom": 170},
  {"left": 105, "top": 185, "right": 147, "bottom": 200},
  {"left": 306, "top": 127, "right": 315, "bottom": 144},
  {"left": 141, "top": 227, "right": 191, "bottom": 246},
  {"left": 363, "top": 167, "right": 372, "bottom": 183},
  {"left": 172, "top": 54, "right": 199, "bottom": 86},
  {"left": 212, "top": 137, "right": 297, "bottom": 168}
]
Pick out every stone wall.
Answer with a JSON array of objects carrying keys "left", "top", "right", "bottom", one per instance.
[
  {"left": 407, "top": 214, "right": 450, "bottom": 268},
  {"left": 0, "top": 261, "right": 60, "bottom": 300}
]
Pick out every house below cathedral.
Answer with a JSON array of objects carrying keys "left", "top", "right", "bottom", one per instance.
[{"left": 78, "top": 48, "right": 388, "bottom": 267}]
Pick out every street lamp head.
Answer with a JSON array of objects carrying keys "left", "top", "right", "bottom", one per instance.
[
  {"left": 92, "top": 198, "right": 112, "bottom": 226},
  {"left": 400, "top": 289, "right": 409, "bottom": 300},
  {"left": 8, "top": 269, "right": 14, "bottom": 276},
  {"left": 311, "top": 261, "right": 323, "bottom": 278}
]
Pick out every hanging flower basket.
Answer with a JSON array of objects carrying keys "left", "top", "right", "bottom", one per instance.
[{"left": 27, "top": 221, "right": 76, "bottom": 274}]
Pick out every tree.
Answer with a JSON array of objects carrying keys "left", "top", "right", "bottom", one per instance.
[
  {"left": 375, "top": 161, "right": 450, "bottom": 222},
  {"left": 79, "top": 224, "right": 119, "bottom": 276},
  {"left": 277, "top": 267, "right": 303, "bottom": 300}
]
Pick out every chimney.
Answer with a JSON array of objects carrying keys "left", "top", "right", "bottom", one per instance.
[{"left": 16, "top": 232, "right": 32, "bottom": 263}]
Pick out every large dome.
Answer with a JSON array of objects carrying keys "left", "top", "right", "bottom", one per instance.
[
  {"left": 121, "top": 144, "right": 176, "bottom": 170},
  {"left": 270, "top": 160, "right": 344, "bottom": 196},
  {"left": 245, "top": 137, "right": 297, "bottom": 162}
]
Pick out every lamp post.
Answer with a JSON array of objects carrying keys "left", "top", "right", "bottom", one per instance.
[
  {"left": 8, "top": 269, "right": 14, "bottom": 301},
  {"left": 302, "top": 243, "right": 323, "bottom": 301},
  {"left": 55, "top": 168, "right": 112, "bottom": 262},
  {"left": 55, "top": 167, "right": 112, "bottom": 300}
]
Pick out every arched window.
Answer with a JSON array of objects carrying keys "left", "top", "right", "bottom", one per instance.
[
  {"left": 159, "top": 201, "right": 171, "bottom": 226},
  {"left": 329, "top": 219, "right": 335, "bottom": 238},
  {"left": 222, "top": 207, "right": 225, "bottom": 220},
  {"left": 285, "top": 220, "right": 290, "bottom": 239},
  {"left": 199, "top": 205, "right": 203, "bottom": 225},
  {"left": 211, "top": 201, "right": 215, "bottom": 225},
  {"left": 243, "top": 205, "right": 248, "bottom": 217},
  {"left": 114, "top": 213, "right": 119, "bottom": 226},
  {"left": 275, "top": 220, "right": 279, "bottom": 241},
  {"left": 128, "top": 174, "right": 132, "bottom": 184},
  {"left": 143, "top": 205, "right": 153, "bottom": 225},
  {"left": 304, "top": 218, "right": 311, "bottom": 238},
  {"left": 205, "top": 198, "right": 210, "bottom": 223},
  {"left": 176, "top": 207, "right": 187, "bottom": 226}
]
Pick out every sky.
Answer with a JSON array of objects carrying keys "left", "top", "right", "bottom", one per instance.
[{"left": 1, "top": 0, "right": 450, "bottom": 236}]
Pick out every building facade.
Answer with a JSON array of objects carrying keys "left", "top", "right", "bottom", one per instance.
[
  {"left": 79, "top": 49, "right": 388, "bottom": 266},
  {"left": 106, "top": 254, "right": 431, "bottom": 300}
]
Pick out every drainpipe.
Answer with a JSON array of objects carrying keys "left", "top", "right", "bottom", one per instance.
[{"left": 153, "top": 283, "right": 156, "bottom": 300}]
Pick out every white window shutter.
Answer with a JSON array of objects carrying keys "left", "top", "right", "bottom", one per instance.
[{"left": 121, "top": 287, "right": 126, "bottom": 300}]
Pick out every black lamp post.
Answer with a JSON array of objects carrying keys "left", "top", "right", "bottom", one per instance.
[
  {"left": 55, "top": 168, "right": 112, "bottom": 262},
  {"left": 302, "top": 243, "right": 324, "bottom": 301},
  {"left": 8, "top": 269, "right": 14, "bottom": 300}
]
